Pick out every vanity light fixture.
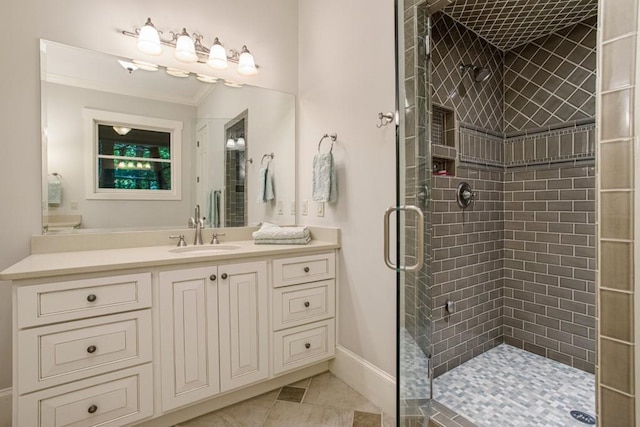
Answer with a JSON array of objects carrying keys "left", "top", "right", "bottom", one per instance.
[
  {"left": 122, "top": 18, "right": 260, "bottom": 76},
  {"left": 226, "top": 137, "right": 236, "bottom": 148},
  {"left": 136, "top": 18, "right": 162, "bottom": 55},
  {"left": 236, "top": 136, "right": 246, "bottom": 147}
]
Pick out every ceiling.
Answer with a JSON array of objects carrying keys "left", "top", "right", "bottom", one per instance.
[{"left": 443, "top": 0, "right": 599, "bottom": 51}]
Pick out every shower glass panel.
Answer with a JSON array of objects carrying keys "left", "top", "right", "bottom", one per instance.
[{"left": 395, "top": 1, "right": 432, "bottom": 425}]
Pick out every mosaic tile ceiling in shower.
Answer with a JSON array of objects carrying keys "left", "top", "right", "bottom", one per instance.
[{"left": 443, "top": 0, "right": 598, "bottom": 51}]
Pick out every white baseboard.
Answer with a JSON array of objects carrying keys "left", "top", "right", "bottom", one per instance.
[
  {"left": 0, "top": 388, "right": 12, "bottom": 427},
  {"left": 329, "top": 345, "right": 396, "bottom": 416}
]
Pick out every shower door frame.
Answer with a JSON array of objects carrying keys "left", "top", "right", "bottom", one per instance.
[{"left": 394, "top": 0, "right": 433, "bottom": 425}]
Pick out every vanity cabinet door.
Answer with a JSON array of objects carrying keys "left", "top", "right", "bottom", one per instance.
[
  {"left": 218, "top": 261, "right": 268, "bottom": 392},
  {"left": 158, "top": 267, "right": 220, "bottom": 412}
]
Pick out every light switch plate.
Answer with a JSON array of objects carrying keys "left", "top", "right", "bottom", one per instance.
[
  {"left": 317, "top": 202, "right": 325, "bottom": 217},
  {"left": 291, "top": 201, "right": 296, "bottom": 215},
  {"left": 302, "top": 200, "right": 308, "bottom": 216},
  {"left": 277, "top": 200, "right": 283, "bottom": 215}
]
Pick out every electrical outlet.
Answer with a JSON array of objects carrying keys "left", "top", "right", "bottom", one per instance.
[
  {"left": 317, "top": 202, "right": 324, "bottom": 217},
  {"left": 71, "top": 201, "right": 78, "bottom": 210},
  {"left": 302, "top": 200, "right": 308, "bottom": 216},
  {"left": 291, "top": 201, "right": 296, "bottom": 215},
  {"left": 277, "top": 200, "right": 283, "bottom": 215}
]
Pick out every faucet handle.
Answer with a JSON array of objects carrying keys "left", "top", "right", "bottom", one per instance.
[
  {"left": 188, "top": 217, "right": 196, "bottom": 228},
  {"left": 170, "top": 234, "right": 188, "bottom": 247},
  {"left": 210, "top": 232, "right": 226, "bottom": 245}
]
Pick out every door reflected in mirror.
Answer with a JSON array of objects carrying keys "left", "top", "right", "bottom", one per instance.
[{"left": 41, "top": 40, "right": 296, "bottom": 233}]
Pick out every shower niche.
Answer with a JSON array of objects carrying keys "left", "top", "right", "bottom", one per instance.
[{"left": 431, "top": 104, "right": 457, "bottom": 176}]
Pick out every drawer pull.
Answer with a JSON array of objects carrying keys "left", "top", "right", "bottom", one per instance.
[
  {"left": 304, "top": 301, "right": 310, "bottom": 308},
  {"left": 209, "top": 274, "right": 217, "bottom": 281},
  {"left": 305, "top": 342, "right": 311, "bottom": 349},
  {"left": 87, "top": 294, "right": 97, "bottom": 302},
  {"left": 88, "top": 404, "right": 98, "bottom": 414},
  {"left": 303, "top": 267, "right": 310, "bottom": 273},
  {"left": 87, "top": 345, "right": 97, "bottom": 354},
  {"left": 221, "top": 273, "right": 228, "bottom": 280}
]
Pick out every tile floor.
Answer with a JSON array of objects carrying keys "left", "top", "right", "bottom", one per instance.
[
  {"left": 401, "top": 329, "right": 597, "bottom": 427},
  {"left": 175, "top": 372, "right": 395, "bottom": 427}
]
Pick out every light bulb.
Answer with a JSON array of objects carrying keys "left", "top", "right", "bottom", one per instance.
[
  {"left": 127, "top": 161, "right": 135, "bottom": 168},
  {"left": 136, "top": 162, "right": 143, "bottom": 169},
  {"left": 118, "top": 161, "right": 126, "bottom": 169},
  {"left": 208, "top": 38, "right": 228, "bottom": 69},
  {"left": 237, "top": 46, "right": 258, "bottom": 76},
  {"left": 137, "top": 18, "right": 162, "bottom": 55},
  {"left": 226, "top": 137, "right": 235, "bottom": 148},
  {"left": 174, "top": 28, "right": 198, "bottom": 63}
]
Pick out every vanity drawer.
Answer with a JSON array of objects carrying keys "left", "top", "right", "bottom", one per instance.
[
  {"left": 18, "top": 273, "right": 152, "bottom": 328},
  {"left": 19, "top": 310, "right": 152, "bottom": 393},
  {"left": 273, "top": 280, "right": 335, "bottom": 330},
  {"left": 273, "top": 253, "right": 335, "bottom": 287},
  {"left": 273, "top": 319, "right": 335, "bottom": 374},
  {"left": 18, "top": 364, "right": 153, "bottom": 427}
]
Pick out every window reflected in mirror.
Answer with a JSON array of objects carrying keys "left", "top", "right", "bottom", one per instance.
[{"left": 97, "top": 125, "right": 172, "bottom": 190}]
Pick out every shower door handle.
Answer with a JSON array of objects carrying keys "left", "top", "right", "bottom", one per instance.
[{"left": 384, "top": 205, "right": 425, "bottom": 272}]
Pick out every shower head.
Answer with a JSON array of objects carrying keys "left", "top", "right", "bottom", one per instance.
[{"left": 460, "top": 63, "right": 492, "bottom": 83}]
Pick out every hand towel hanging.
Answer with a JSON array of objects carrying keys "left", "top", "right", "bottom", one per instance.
[
  {"left": 313, "top": 134, "right": 337, "bottom": 203},
  {"left": 257, "top": 165, "right": 275, "bottom": 203}
]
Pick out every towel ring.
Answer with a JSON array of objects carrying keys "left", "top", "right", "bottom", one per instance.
[
  {"left": 318, "top": 133, "right": 337, "bottom": 153},
  {"left": 261, "top": 153, "right": 274, "bottom": 166}
]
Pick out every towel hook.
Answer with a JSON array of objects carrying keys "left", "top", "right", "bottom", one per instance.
[
  {"left": 261, "top": 153, "right": 274, "bottom": 166},
  {"left": 377, "top": 112, "right": 394, "bottom": 128},
  {"left": 318, "top": 133, "right": 337, "bottom": 153}
]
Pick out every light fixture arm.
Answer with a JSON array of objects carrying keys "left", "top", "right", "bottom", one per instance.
[{"left": 121, "top": 25, "right": 260, "bottom": 68}]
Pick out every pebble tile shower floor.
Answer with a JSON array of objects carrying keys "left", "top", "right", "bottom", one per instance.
[{"left": 401, "top": 329, "right": 596, "bottom": 426}]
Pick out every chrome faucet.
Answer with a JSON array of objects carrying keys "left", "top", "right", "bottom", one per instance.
[{"left": 189, "top": 205, "right": 205, "bottom": 245}]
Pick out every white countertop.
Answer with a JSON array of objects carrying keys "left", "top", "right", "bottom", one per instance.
[{"left": 0, "top": 239, "right": 339, "bottom": 281}]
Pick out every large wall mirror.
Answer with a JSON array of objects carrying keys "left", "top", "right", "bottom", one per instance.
[{"left": 41, "top": 40, "right": 296, "bottom": 233}]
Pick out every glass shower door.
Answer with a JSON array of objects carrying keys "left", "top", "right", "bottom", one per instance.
[{"left": 390, "top": 1, "right": 433, "bottom": 425}]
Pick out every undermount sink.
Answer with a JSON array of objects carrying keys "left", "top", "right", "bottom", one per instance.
[{"left": 169, "top": 244, "right": 241, "bottom": 254}]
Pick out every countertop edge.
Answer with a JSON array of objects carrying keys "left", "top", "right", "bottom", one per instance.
[{"left": 1, "top": 241, "right": 340, "bottom": 282}]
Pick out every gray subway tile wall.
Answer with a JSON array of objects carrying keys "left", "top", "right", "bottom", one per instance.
[{"left": 428, "top": 10, "right": 597, "bottom": 378}]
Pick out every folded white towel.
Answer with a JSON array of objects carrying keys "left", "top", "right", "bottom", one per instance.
[
  {"left": 48, "top": 181, "right": 62, "bottom": 205},
  {"left": 312, "top": 153, "right": 337, "bottom": 203},
  {"left": 252, "top": 222, "right": 310, "bottom": 241},
  {"left": 254, "top": 236, "right": 311, "bottom": 245},
  {"left": 257, "top": 167, "right": 275, "bottom": 203}
]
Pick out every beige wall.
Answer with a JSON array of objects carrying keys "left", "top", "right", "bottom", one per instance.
[
  {"left": 298, "top": 0, "right": 397, "bottom": 375},
  {"left": 597, "top": 0, "right": 640, "bottom": 425},
  {"left": 0, "top": 0, "right": 298, "bottom": 390}
]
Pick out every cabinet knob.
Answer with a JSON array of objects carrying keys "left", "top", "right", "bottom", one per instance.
[
  {"left": 221, "top": 273, "right": 228, "bottom": 280},
  {"left": 304, "top": 301, "right": 310, "bottom": 308},
  {"left": 210, "top": 274, "right": 217, "bottom": 281},
  {"left": 87, "top": 294, "right": 97, "bottom": 302},
  {"left": 88, "top": 404, "right": 98, "bottom": 414},
  {"left": 87, "top": 345, "right": 97, "bottom": 354},
  {"left": 304, "top": 267, "right": 310, "bottom": 273},
  {"left": 305, "top": 343, "right": 311, "bottom": 349}
]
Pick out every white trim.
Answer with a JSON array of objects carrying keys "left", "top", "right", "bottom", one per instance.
[
  {"left": 82, "top": 108, "right": 183, "bottom": 201},
  {"left": 329, "top": 345, "right": 396, "bottom": 416}
]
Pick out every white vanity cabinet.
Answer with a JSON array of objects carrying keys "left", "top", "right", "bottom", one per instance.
[
  {"left": 158, "top": 261, "right": 268, "bottom": 411},
  {"left": 6, "top": 240, "right": 339, "bottom": 427},
  {"left": 272, "top": 253, "right": 336, "bottom": 374},
  {"left": 14, "top": 273, "right": 154, "bottom": 427}
]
